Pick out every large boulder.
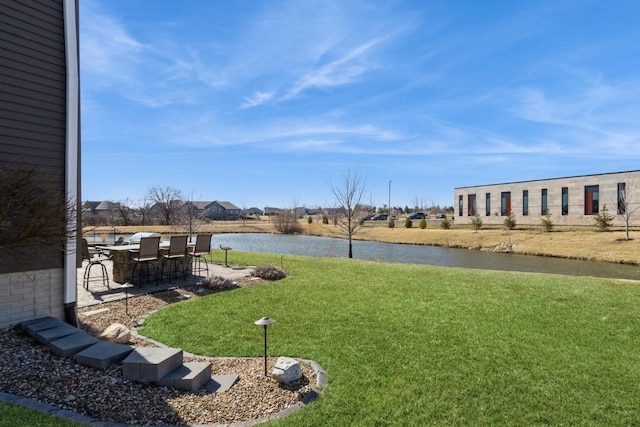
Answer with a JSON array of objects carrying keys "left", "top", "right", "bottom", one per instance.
[
  {"left": 99, "top": 323, "right": 131, "bottom": 344},
  {"left": 271, "top": 356, "right": 302, "bottom": 384}
]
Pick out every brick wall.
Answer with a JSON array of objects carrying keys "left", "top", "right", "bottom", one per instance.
[{"left": 0, "top": 268, "right": 64, "bottom": 328}]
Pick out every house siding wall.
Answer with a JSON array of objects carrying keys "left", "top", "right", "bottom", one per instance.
[
  {"left": 454, "top": 170, "right": 640, "bottom": 226},
  {"left": 0, "top": 0, "right": 69, "bottom": 327},
  {"left": 0, "top": 268, "right": 65, "bottom": 328}
]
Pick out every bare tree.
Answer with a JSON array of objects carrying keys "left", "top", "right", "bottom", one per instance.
[
  {"left": 146, "top": 186, "right": 183, "bottom": 225},
  {"left": 137, "top": 198, "right": 153, "bottom": 226},
  {"left": 113, "top": 198, "right": 133, "bottom": 226},
  {"left": 618, "top": 178, "right": 639, "bottom": 241},
  {"left": 180, "top": 193, "right": 206, "bottom": 241},
  {"left": 329, "top": 169, "right": 367, "bottom": 258}
]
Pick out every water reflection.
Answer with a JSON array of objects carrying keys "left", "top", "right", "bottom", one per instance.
[{"left": 212, "top": 233, "right": 640, "bottom": 281}]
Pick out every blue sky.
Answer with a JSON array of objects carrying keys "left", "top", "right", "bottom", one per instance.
[{"left": 80, "top": 1, "right": 640, "bottom": 210}]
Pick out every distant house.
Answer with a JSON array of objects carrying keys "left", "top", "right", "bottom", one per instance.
[
  {"left": 264, "top": 206, "right": 283, "bottom": 216},
  {"left": 205, "top": 201, "right": 241, "bottom": 220},
  {"left": 247, "top": 207, "right": 264, "bottom": 216},
  {"left": 0, "top": 0, "right": 81, "bottom": 328}
]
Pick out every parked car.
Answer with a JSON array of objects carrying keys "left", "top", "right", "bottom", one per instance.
[
  {"left": 360, "top": 214, "right": 375, "bottom": 222},
  {"left": 435, "top": 213, "right": 447, "bottom": 219},
  {"left": 371, "top": 213, "right": 388, "bottom": 221},
  {"left": 408, "top": 212, "right": 427, "bottom": 220}
]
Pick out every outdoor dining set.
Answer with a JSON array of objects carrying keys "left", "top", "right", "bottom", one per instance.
[{"left": 81, "top": 233, "right": 214, "bottom": 290}]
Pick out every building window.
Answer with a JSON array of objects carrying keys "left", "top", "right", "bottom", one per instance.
[
  {"left": 562, "top": 187, "right": 569, "bottom": 215},
  {"left": 522, "top": 190, "right": 529, "bottom": 216},
  {"left": 485, "top": 193, "right": 491, "bottom": 216},
  {"left": 501, "top": 191, "right": 511, "bottom": 216},
  {"left": 458, "top": 195, "right": 463, "bottom": 216},
  {"left": 584, "top": 185, "right": 599, "bottom": 215},
  {"left": 467, "top": 194, "right": 476, "bottom": 216},
  {"left": 618, "top": 182, "right": 626, "bottom": 214},
  {"left": 541, "top": 188, "right": 548, "bottom": 215}
]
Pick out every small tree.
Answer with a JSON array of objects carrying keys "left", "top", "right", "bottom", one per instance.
[
  {"left": 388, "top": 218, "right": 395, "bottom": 228},
  {"left": 440, "top": 217, "right": 451, "bottom": 229},
  {"left": 618, "top": 178, "right": 639, "bottom": 240},
  {"left": 419, "top": 217, "right": 427, "bottom": 229},
  {"left": 470, "top": 214, "right": 483, "bottom": 232},
  {"left": 328, "top": 169, "right": 367, "bottom": 258},
  {"left": 594, "top": 204, "right": 614, "bottom": 231},
  {"left": 503, "top": 213, "right": 516, "bottom": 230},
  {"left": 404, "top": 218, "right": 413, "bottom": 228},
  {"left": 540, "top": 210, "right": 553, "bottom": 232}
]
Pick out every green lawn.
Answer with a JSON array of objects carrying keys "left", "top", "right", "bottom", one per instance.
[
  {"left": 0, "top": 401, "right": 84, "bottom": 427},
  {"left": 140, "top": 252, "right": 640, "bottom": 426}
]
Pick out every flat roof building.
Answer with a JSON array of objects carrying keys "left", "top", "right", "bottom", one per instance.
[{"left": 454, "top": 170, "right": 640, "bottom": 226}]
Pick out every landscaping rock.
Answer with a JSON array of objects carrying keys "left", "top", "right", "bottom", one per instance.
[
  {"left": 99, "top": 323, "right": 131, "bottom": 344},
  {"left": 271, "top": 357, "right": 302, "bottom": 384}
]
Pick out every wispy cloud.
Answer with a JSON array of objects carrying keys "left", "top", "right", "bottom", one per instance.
[
  {"left": 283, "top": 38, "right": 383, "bottom": 100},
  {"left": 240, "top": 91, "right": 277, "bottom": 109}
]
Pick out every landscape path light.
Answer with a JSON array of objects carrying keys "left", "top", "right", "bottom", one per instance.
[
  {"left": 254, "top": 317, "right": 276, "bottom": 376},
  {"left": 119, "top": 282, "right": 134, "bottom": 315}
]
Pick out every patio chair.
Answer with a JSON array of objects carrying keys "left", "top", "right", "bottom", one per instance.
[
  {"left": 129, "top": 236, "right": 161, "bottom": 287},
  {"left": 160, "top": 235, "right": 189, "bottom": 282},
  {"left": 81, "top": 238, "right": 111, "bottom": 290},
  {"left": 191, "top": 234, "right": 212, "bottom": 278}
]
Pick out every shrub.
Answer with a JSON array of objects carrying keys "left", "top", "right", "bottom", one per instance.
[
  {"left": 594, "top": 204, "right": 614, "bottom": 231},
  {"left": 503, "top": 213, "right": 516, "bottom": 230},
  {"left": 419, "top": 217, "right": 427, "bottom": 229},
  {"left": 540, "top": 210, "right": 553, "bottom": 232},
  {"left": 440, "top": 217, "right": 451, "bottom": 229},
  {"left": 307, "top": 216, "right": 313, "bottom": 224},
  {"left": 273, "top": 210, "right": 303, "bottom": 234},
  {"left": 201, "top": 275, "right": 236, "bottom": 290},
  {"left": 322, "top": 215, "right": 329, "bottom": 224},
  {"left": 388, "top": 219, "right": 395, "bottom": 228},
  {"left": 470, "top": 214, "right": 483, "bottom": 232},
  {"left": 404, "top": 218, "right": 413, "bottom": 228},
  {"left": 253, "top": 264, "right": 287, "bottom": 281}
]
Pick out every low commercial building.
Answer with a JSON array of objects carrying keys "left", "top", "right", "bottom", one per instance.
[{"left": 454, "top": 170, "right": 640, "bottom": 226}]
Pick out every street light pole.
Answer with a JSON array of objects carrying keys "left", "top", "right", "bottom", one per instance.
[{"left": 388, "top": 180, "right": 392, "bottom": 224}]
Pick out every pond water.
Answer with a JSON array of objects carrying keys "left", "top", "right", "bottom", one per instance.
[{"left": 211, "top": 233, "right": 640, "bottom": 281}]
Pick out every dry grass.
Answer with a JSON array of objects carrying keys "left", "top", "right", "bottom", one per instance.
[{"left": 85, "top": 218, "right": 640, "bottom": 265}]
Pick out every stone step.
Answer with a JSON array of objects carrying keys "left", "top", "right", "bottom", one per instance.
[
  {"left": 122, "top": 347, "right": 183, "bottom": 383},
  {"left": 48, "top": 330, "right": 99, "bottom": 358},
  {"left": 74, "top": 341, "right": 135, "bottom": 370},
  {"left": 21, "top": 316, "right": 65, "bottom": 339},
  {"left": 158, "top": 362, "right": 211, "bottom": 391}
]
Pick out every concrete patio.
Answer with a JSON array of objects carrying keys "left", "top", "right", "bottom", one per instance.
[{"left": 77, "top": 257, "right": 253, "bottom": 308}]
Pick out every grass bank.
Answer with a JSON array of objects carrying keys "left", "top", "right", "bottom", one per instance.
[{"left": 140, "top": 252, "right": 640, "bottom": 426}]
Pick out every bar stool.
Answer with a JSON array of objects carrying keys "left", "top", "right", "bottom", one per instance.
[
  {"left": 81, "top": 238, "right": 111, "bottom": 290},
  {"left": 161, "top": 235, "right": 188, "bottom": 281},
  {"left": 129, "top": 236, "right": 160, "bottom": 287},
  {"left": 191, "top": 234, "right": 212, "bottom": 278}
]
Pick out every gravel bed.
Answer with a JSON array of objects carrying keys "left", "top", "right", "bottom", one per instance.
[{"left": 0, "top": 277, "right": 319, "bottom": 426}]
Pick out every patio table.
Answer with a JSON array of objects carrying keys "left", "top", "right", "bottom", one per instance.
[{"left": 96, "top": 242, "right": 195, "bottom": 284}]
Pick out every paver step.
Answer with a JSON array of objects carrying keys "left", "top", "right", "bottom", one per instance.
[
  {"left": 122, "top": 347, "right": 183, "bottom": 383},
  {"left": 21, "top": 316, "right": 65, "bottom": 338},
  {"left": 74, "top": 341, "right": 135, "bottom": 370},
  {"left": 159, "top": 362, "right": 212, "bottom": 391},
  {"left": 48, "top": 330, "right": 98, "bottom": 357}
]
